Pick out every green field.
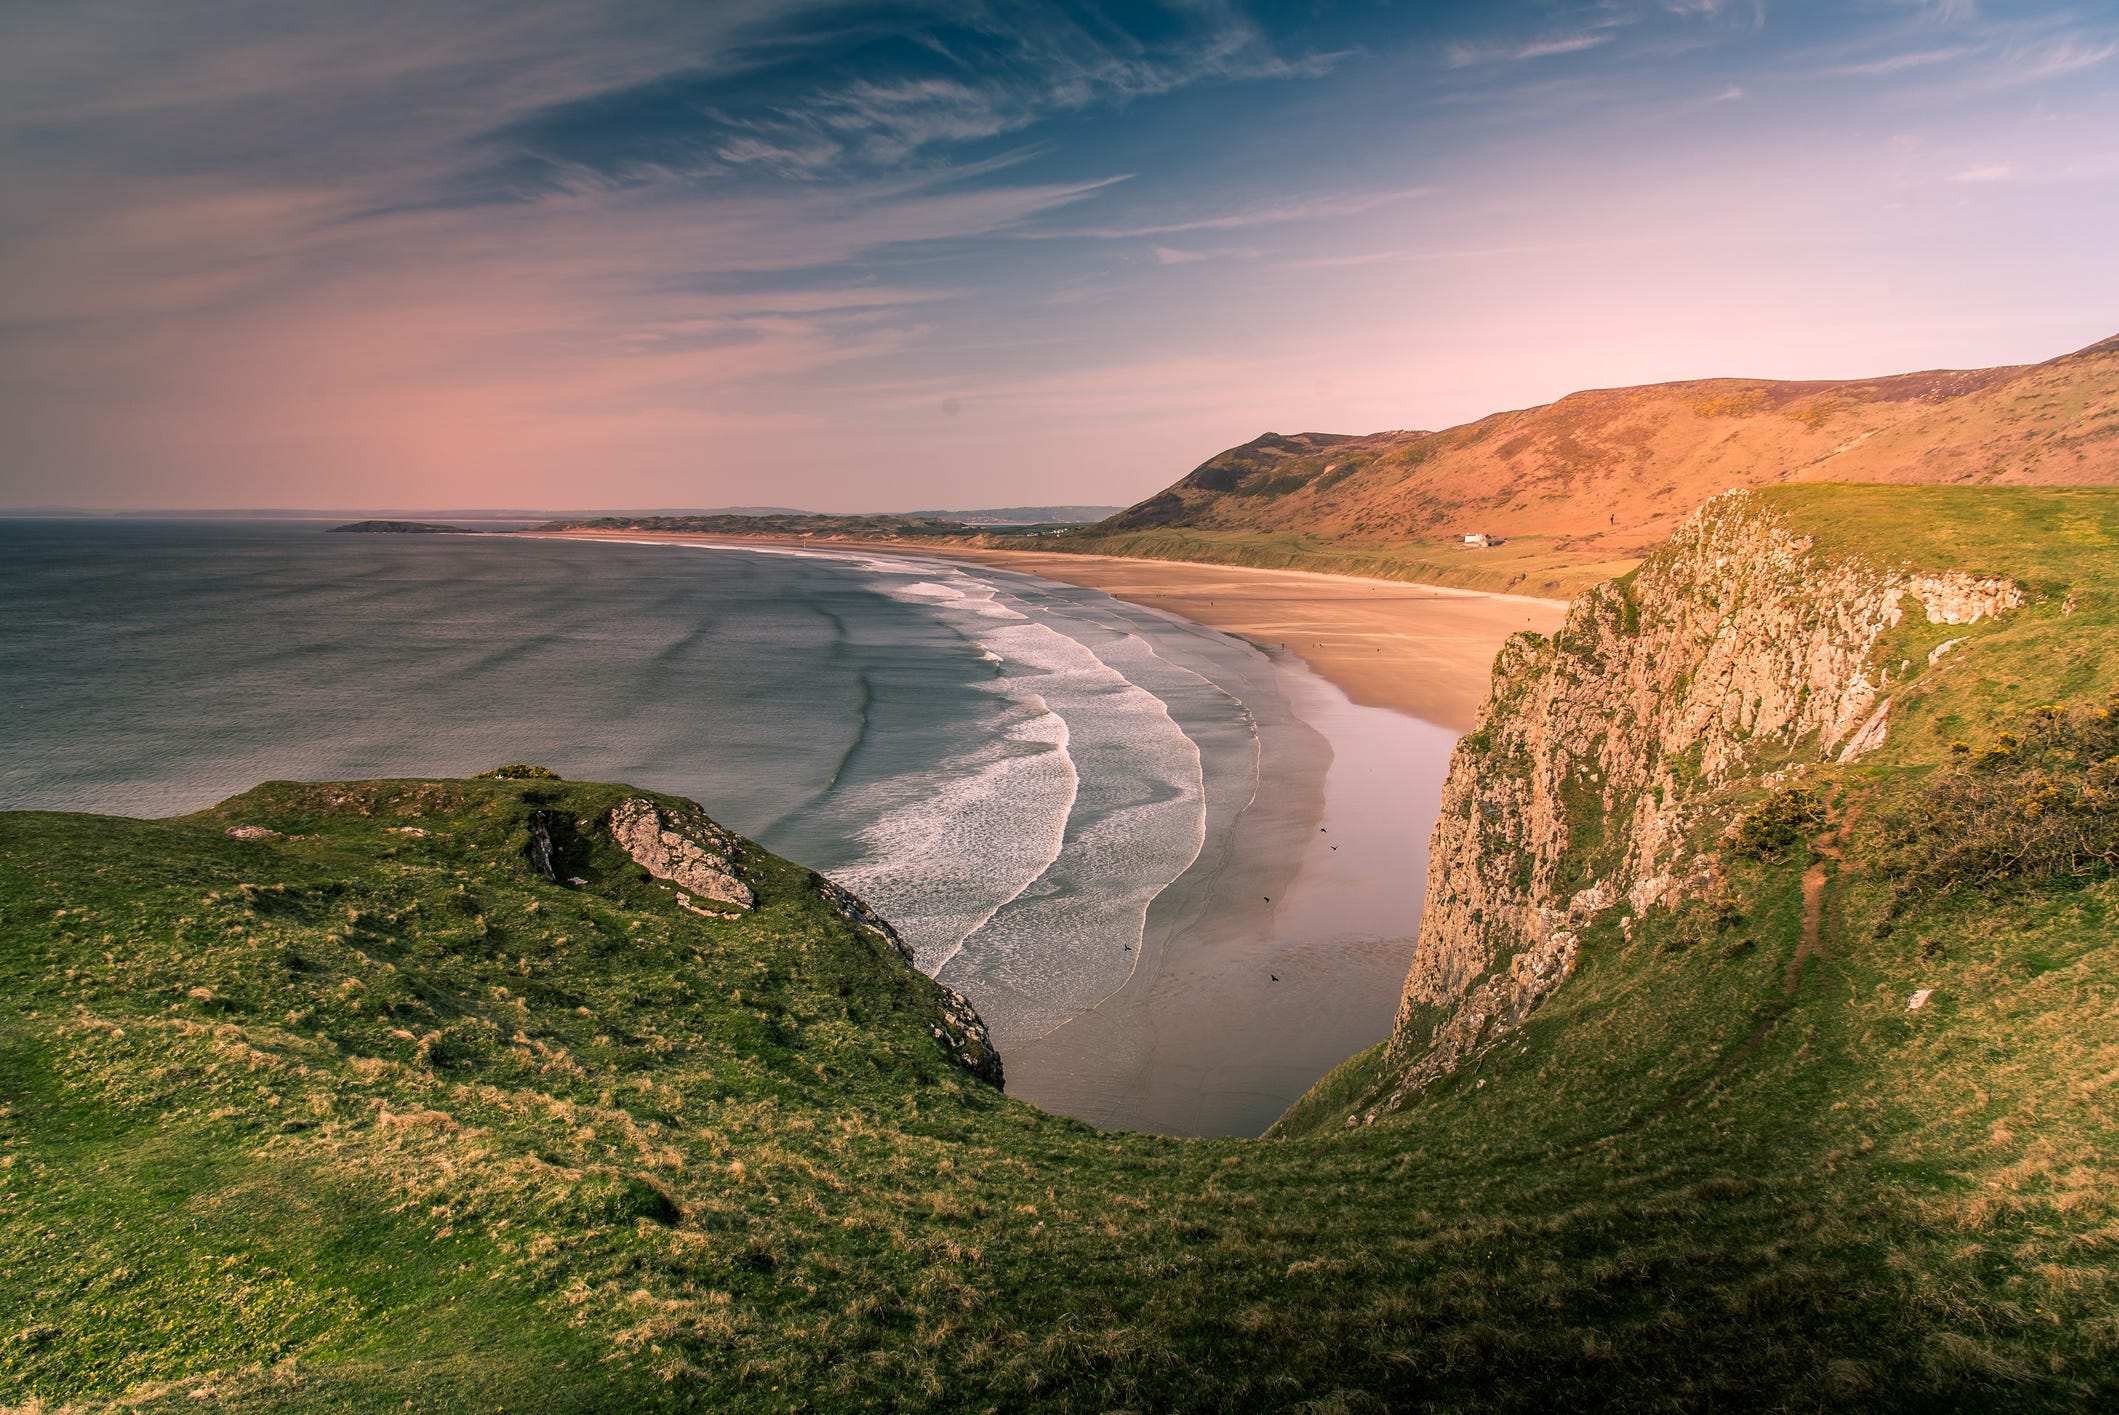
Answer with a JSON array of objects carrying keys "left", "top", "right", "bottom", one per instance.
[
  {"left": 5, "top": 485, "right": 2119, "bottom": 1410},
  {"left": 978, "top": 525, "right": 1636, "bottom": 598}
]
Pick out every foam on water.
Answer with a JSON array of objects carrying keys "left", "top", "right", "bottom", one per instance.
[
  {"left": 824, "top": 688, "right": 1075, "bottom": 977},
  {"left": 676, "top": 552, "right": 1219, "bottom": 1044},
  {"left": 842, "top": 569, "right": 1214, "bottom": 1041}
]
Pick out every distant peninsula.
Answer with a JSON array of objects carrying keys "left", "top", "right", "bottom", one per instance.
[
  {"left": 530, "top": 512, "right": 977, "bottom": 538},
  {"left": 329, "top": 519, "right": 483, "bottom": 534}
]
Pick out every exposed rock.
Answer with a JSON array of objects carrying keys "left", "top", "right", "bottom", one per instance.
[
  {"left": 1836, "top": 697, "right": 1892, "bottom": 764},
  {"left": 931, "top": 986, "right": 1004, "bottom": 1088},
  {"left": 809, "top": 872, "right": 912, "bottom": 963},
  {"left": 800, "top": 871, "right": 1000, "bottom": 1086},
  {"left": 1902, "top": 574, "right": 2023, "bottom": 625},
  {"left": 525, "top": 811, "right": 562, "bottom": 881},
  {"left": 607, "top": 797, "right": 753, "bottom": 910},
  {"left": 1372, "top": 489, "right": 2022, "bottom": 1115},
  {"left": 225, "top": 826, "right": 278, "bottom": 840}
]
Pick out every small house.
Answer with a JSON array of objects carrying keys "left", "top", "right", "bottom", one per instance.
[{"left": 1462, "top": 532, "right": 1506, "bottom": 548}]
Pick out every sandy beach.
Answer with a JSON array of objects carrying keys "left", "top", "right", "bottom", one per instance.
[
  {"left": 938, "top": 549, "right": 1570, "bottom": 731},
  {"left": 540, "top": 532, "right": 1569, "bottom": 731}
]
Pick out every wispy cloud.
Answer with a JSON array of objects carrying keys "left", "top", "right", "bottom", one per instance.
[
  {"left": 475, "top": 3, "right": 1346, "bottom": 198},
  {"left": 1829, "top": 45, "right": 1980, "bottom": 76},
  {"left": 1149, "top": 244, "right": 1258, "bottom": 265},
  {"left": 2002, "top": 36, "right": 2116, "bottom": 80},
  {"left": 1447, "top": 32, "right": 1615, "bottom": 67},
  {"left": 6, "top": 0, "right": 2118, "bottom": 510},
  {"left": 1287, "top": 231, "right": 1694, "bottom": 270},
  {"left": 1040, "top": 187, "right": 1434, "bottom": 241}
]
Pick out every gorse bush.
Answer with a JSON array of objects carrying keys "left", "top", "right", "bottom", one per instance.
[
  {"left": 1884, "top": 696, "right": 2119, "bottom": 894},
  {"left": 474, "top": 763, "right": 562, "bottom": 780},
  {"left": 1733, "top": 787, "right": 1827, "bottom": 858}
]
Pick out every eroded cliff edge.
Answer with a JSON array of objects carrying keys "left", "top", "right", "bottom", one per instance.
[{"left": 1364, "top": 487, "right": 2022, "bottom": 1119}]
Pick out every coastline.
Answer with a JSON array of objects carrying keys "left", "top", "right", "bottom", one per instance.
[
  {"left": 1004, "top": 660, "right": 1458, "bottom": 1135},
  {"left": 524, "top": 531, "right": 1570, "bottom": 732},
  {"left": 527, "top": 530, "right": 1566, "bottom": 1134},
  {"left": 930, "top": 548, "right": 1569, "bottom": 733}
]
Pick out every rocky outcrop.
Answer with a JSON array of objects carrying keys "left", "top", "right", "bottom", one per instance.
[
  {"left": 1901, "top": 574, "right": 2022, "bottom": 626},
  {"left": 603, "top": 798, "right": 1001, "bottom": 1087},
  {"left": 525, "top": 810, "right": 563, "bottom": 881},
  {"left": 1369, "top": 490, "right": 2021, "bottom": 1115},
  {"left": 607, "top": 797, "right": 754, "bottom": 910},
  {"left": 810, "top": 872, "right": 912, "bottom": 962},
  {"left": 931, "top": 987, "right": 1005, "bottom": 1089}
]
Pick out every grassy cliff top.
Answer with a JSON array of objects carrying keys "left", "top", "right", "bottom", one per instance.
[{"left": 5, "top": 757, "right": 2116, "bottom": 1409}]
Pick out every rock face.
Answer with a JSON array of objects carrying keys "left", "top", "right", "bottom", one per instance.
[
  {"left": 601, "top": 797, "right": 1002, "bottom": 1088},
  {"left": 524, "top": 810, "right": 563, "bottom": 881},
  {"left": 607, "top": 797, "right": 754, "bottom": 910},
  {"left": 1372, "top": 490, "right": 2020, "bottom": 1114}
]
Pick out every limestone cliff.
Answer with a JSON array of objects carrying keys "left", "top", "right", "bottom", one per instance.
[{"left": 1370, "top": 489, "right": 2021, "bottom": 1115}]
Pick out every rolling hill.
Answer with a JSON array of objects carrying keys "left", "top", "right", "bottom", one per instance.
[{"left": 1043, "top": 332, "right": 2119, "bottom": 596}]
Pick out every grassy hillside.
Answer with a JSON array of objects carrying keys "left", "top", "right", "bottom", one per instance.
[
  {"left": 973, "top": 524, "right": 1636, "bottom": 598},
  {"left": 1026, "top": 334, "right": 2119, "bottom": 595},
  {"left": 7, "top": 488, "right": 2119, "bottom": 1410}
]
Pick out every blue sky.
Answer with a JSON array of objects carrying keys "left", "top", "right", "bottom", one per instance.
[{"left": 2, "top": 0, "right": 2115, "bottom": 509}]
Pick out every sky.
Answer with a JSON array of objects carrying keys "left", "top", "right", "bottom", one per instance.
[{"left": 2, "top": 1, "right": 2116, "bottom": 512}]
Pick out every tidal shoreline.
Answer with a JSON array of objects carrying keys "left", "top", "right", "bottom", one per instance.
[
  {"left": 533, "top": 530, "right": 1562, "bottom": 1135},
  {"left": 527, "top": 531, "right": 1568, "bottom": 731}
]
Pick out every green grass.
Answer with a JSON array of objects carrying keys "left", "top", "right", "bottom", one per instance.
[
  {"left": 976, "top": 526, "right": 1632, "bottom": 598},
  {"left": 7, "top": 769, "right": 2116, "bottom": 1410},
  {"left": 7, "top": 485, "right": 2119, "bottom": 1410}
]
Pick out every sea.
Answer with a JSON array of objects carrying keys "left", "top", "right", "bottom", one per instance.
[{"left": 0, "top": 520, "right": 1454, "bottom": 1135}]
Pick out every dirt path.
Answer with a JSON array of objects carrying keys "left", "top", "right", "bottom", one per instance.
[
  {"left": 1784, "top": 787, "right": 1848, "bottom": 993},
  {"left": 1636, "top": 785, "right": 1868, "bottom": 1127}
]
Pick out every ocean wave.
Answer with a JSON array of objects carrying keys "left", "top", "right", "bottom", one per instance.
[
  {"left": 855, "top": 568, "right": 1214, "bottom": 1042},
  {"left": 829, "top": 688, "right": 1075, "bottom": 977}
]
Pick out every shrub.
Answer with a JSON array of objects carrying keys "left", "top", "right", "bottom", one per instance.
[
  {"left": 1883, "top": 697, "right": 2119, "bottom": 894},
  {"left": 1734, "top": 788, "right": 1827, "bottom": 858},
  {"left": 476, "top": 764, "right": 562, "bottom": 781}
]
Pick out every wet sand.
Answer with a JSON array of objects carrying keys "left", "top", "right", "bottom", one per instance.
[{"left": 1003, "top": 662, "right": 1460, "bottom": 1136}]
